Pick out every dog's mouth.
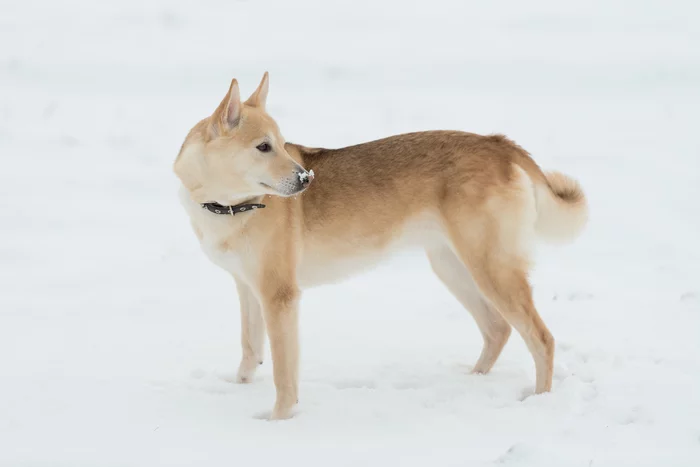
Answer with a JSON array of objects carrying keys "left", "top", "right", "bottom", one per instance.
[
  {"left": 260, "top": 181, "right": 296, "bottom": 197},
  {"left": 259, "top": 176, "right": 311, "bottom": 197}
]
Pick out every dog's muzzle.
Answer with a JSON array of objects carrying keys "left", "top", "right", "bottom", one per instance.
[{"left": 277, "top": 169, "right": 314, "bottom": 195}]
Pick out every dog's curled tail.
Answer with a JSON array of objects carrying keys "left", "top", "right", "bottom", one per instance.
[{"left": 533, "top": 171, "right": 588, "bottom": 244}]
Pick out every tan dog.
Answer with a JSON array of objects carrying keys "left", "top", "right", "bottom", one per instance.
[{"left": 174, "top": 73, "right": 588, "bottom": 419}]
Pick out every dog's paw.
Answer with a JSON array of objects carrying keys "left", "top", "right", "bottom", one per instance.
[
  {"left": 235, "top": 368, "right": 255, "bottom": 384},
  {"left": 269, "top": 405, "right": 296, "bottom": 421},
  {"left": 470, "top": 365, "right": 490, "bottom": 375},
  {"left": 235, "top": 358, "right": 262, "bottom": 384},
  {"left": 253, "top": 405, "right": 297, "bottom": 421}
]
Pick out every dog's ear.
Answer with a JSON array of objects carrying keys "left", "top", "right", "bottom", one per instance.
[
  {"left": 244, "top": 71, "right": 269, "bottom": 109},
  {"left": 210, "top": 79, "right": 241, "bottom": 137}
]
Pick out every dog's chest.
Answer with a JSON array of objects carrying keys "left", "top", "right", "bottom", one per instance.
[
  {"left": 180, "top": 190, "right": 247, "bottom": 276},
  {"left": 198, "top": 233, "right": 244, "bottom": 274}
]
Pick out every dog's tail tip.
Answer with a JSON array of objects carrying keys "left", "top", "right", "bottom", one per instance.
[{"left": 534, "top": 171, "right": 588, "bottom": 244}]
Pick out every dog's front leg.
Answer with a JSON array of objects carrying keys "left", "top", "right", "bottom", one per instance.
[
  {"left": 234, "top": 278, "right": 266, "bottom": 383},
  {"left": 260, "top": 282, "right": 300, "bottom": 420}
]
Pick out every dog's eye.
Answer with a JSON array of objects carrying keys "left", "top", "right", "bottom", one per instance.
[{"left": 256, "top": 142, "right": 272, "bottom": 153}]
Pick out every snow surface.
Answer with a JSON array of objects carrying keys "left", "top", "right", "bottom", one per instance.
[{"left": 1, "top": 0, "right": 699, "bottom": 465}]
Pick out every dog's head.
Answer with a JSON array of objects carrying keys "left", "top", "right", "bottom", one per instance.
[{"left": 174, "top": 73, "right": 312, "bottom": 204}]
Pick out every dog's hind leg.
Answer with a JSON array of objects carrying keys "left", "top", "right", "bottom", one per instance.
[
  {"left": 456, "top": 248, "right": 554, "bottom": 393},
  {"left": 427, "top": 245, "right": 511, "bottom": 374},
  {"left": 234, "top": 278, "right": 266, "bottom": 383},
  {"left": 445, "top": 222, "right": 554, "bottom": 391},
  {"left": 441, "top": 166, "right": 554, "bottom": 393}
]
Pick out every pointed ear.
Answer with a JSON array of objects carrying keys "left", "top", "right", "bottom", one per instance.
[
  {"left": 210, "top": 79, "right": 241, "bottom": 137},
  {"left": 244, "top": 72, "right": 269, "bottom": 109}
]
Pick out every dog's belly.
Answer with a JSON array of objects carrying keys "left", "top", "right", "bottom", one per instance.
[
  {"left": 297, "top": 212, "right": 446, "bottom": 288},
  {"left": 297, "top": 249, "right": 386, "bottom": 287}
]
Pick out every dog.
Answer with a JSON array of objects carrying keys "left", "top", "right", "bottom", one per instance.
[{"left": 173, "top": 72, "right": 588, "bottom": 419}]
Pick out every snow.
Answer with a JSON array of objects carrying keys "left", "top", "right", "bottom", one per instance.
[
  {"left": 298, "top": 170, "right": 313, "bottom": 184},
  {"left": 1, "top": 0, "right": 699, "bottom": 465}
]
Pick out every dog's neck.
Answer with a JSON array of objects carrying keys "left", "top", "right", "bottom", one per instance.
[{"left": 179, "top": 184, "right": 267, "bottom": 218}]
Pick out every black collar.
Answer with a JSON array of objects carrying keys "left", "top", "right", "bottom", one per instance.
[{"left": 200, "top": 201, "right": 266, "bottom": 215}]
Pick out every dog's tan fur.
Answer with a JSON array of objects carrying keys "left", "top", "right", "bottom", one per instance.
[{"left": 174, "top": 73, "right": 588, "bottom": 419}]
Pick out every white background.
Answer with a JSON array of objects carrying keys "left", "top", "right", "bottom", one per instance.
[{"left": 1, "top": 1, "right": 699, "bottom": 465}]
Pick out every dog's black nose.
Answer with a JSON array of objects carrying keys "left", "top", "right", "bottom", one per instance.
[{"left": 298, "top": 170, "right": 314, "bottom": 187}]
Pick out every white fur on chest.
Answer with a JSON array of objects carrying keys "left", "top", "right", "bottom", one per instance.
[
  {"left": 179, "top": 187, "right": 246, "bottom": 276},
  {"left": 200, "top": 237, "right": 245, "bottom": 275}
]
